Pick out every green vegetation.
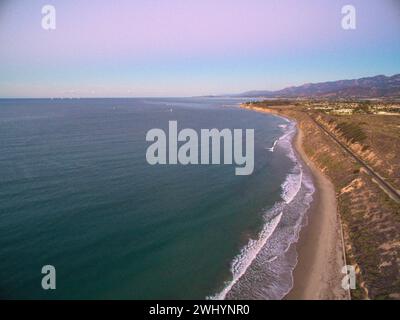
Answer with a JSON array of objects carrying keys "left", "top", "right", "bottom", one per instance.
[
  {"left": 245, "top": 99, "right": 400, "bottom": 115},
  {"left": 354, "top": 103, "right": 373, "bottom": 114},
  {"left": 244, "top": 99, "right": 294, "bottom": 107}
]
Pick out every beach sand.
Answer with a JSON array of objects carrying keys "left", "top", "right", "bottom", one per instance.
[
  {"left": 285, "top": 128, "right": 348, "bottom": 300},
  {"left": 244, "top": 106, "right": 348, "bottom": 300}
]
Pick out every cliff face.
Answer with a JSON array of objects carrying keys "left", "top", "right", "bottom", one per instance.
[
  {"left": 316, "top": 113, "right": 400, "bottom": 192},
  {"left": 287, "top": 109, "right": 400, "bottom": 300},
  {"left": 244, "top": 104, "right": 400, "bottom": 300}
]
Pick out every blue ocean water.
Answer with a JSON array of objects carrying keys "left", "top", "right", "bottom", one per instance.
[{"left": 0, "top": 98, "right": 313, "bottom": 299}]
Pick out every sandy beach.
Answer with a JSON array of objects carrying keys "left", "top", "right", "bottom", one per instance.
[
  {"left": 245, "top": 106, "right": 348, "bottom": 300},
  {"left": 285, "top": 128, "right": 347, "bottom": 299}
]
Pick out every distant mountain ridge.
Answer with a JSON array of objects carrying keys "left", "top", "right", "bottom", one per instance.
[{"left": 238, "top": 74, "right": 400, "bottom": 99}]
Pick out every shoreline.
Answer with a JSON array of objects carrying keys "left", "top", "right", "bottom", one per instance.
[{"left": 243, "top": 105, "right": 347, "bottom": 300}]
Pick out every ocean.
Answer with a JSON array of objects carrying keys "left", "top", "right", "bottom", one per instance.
[{"left": 0, "top": 97, "right": 314, "bottom": 299}]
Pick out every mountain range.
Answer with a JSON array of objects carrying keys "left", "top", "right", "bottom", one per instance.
[{"left": 237, "top": 74, "right": 400, "bottom": 99}]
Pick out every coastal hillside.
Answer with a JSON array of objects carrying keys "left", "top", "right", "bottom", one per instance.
[
  {"left": 242, "top": 101, "right": 400, "bottom": 300},
  {"left": 238, "top": 74, "right": 400, "bottom": 99}
]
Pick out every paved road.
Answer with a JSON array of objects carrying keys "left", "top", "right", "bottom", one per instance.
[{"left": 307, "top": 113, "right": 400, "bottom": 203}]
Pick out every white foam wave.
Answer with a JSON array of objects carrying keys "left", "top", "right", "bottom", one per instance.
[
  {"left": 267, "top": 121, "right": 296, "bottom": 153},
  {"left": 267, "top": 139, "right": 279, "bottom": 152},
  {"left": 209, "top": 116, "right": 310, "bottom": 300},
  {"left": 274, "top": 119, "right": 304, "bottom": 204},
  {"left": 210, "top": 211, "right": 283, "bottom": 300},
  {"left": 281, "top": 169, "right": 303, "bottom": 204}
]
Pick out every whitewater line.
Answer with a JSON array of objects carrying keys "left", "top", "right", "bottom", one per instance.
[
  {"left": 210, "top": 117, "right": 300, "bottom": 300},
  {"left": 211, "top": 211, "right": 284, "bottom": 300}
]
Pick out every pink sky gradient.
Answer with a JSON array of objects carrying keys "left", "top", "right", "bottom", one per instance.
[{"left": 0, "top": 0, "right": 399, "bottom": 97}]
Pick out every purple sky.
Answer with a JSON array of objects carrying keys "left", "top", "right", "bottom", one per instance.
[{"left": 0, "top": 0, "right": 399, "bottom": 97}]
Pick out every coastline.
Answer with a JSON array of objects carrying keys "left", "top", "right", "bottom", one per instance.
[
  {"left": 286, "top": 126, "right": 347, "bottom": 299},
  {"left": 243, "top": 105, "right": 347, "bottom": 300}
]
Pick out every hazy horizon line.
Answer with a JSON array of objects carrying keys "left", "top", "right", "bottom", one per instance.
[{"left": 1, "top": 72, "right": 399, "bottom": 100}]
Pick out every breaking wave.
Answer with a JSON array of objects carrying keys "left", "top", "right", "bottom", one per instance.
[{"left": 210, "top": 117, "right": 315, "bottom": 300}]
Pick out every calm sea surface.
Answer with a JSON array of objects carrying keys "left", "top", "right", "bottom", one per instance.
[{"left": 0, "top": 98, "right": 313, "bottom": 299}]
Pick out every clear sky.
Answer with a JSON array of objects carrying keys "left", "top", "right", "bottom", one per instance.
[{"left": 0, "top": 0, "right": 399, "bottom": 98}]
